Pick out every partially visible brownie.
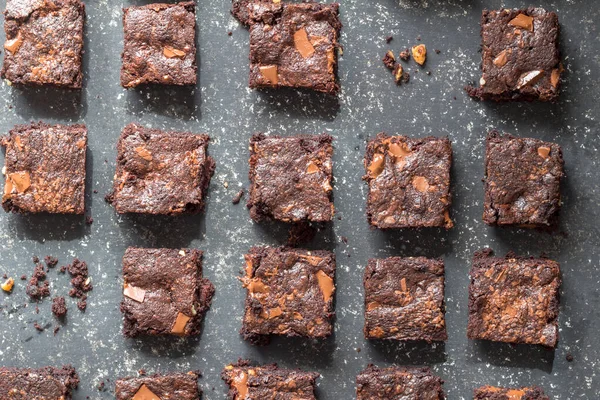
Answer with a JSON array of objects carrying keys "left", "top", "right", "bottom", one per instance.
[
  {"left": 467, "top": 249, "right": 561, "bottom": 348},
  {"left": 222, "top": 360, "right": 319, "bottom": 399},
  {"left": 238, "top": 1, "right": 341, "bottom": 94},
  {"left": 474, "top": 386, "right": 549, "bottom": 400},
  {"left": 106, "top": 123, "right": 215, "bottom": 215},
  {"left": 364, "top": 257, "right": 447, "bottom": 342},
  {"left": 356, "top": 365, "right": 445, "bottom": 399},
  {"left": 466, "top": 8, "right": 562, "bottom": 101},
  {"left": 120, "top": 248, "right": 214, "bottom": 337},
  {"left": 248, "top": 133, "right": 334, "bottom": 223},
  {"left": 0, "top": 365, "right": 79, "bottom": 399},
  {"left": 121, "top": 2, "right": 197, "bottom": 88},
  {"left": 484, "top": 131, "right": 564, "bottom": 227},
  {"left": 1, "top": 122, "right": 87, "bottom": 214},
  {"left": 2, "top": 0, "right": 85, "bottom": 87},
  {"left": 115, "top": 372, "right": 200, "bottom": 400},
  {"left": 241, "top": 246, "right": 335, "bottom": 344},
  {"left": 364, "top": 133, "right": 453, "bottom": 229}
]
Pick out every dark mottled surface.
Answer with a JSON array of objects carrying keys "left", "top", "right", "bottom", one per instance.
[
  {"left": 115, "top": 372, "right": 200, "bottom": 400},
  {"left": 0, "top": 0, "right": 599, "bottom": 398},
  {"left": 0, "top": 365, "right": 79, "bottom": 399},
  {"left": 356, "top": 365, "right": 444, "bottom": 399}
]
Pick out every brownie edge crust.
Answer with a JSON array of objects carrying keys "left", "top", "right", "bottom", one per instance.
[
  {"left": 474, "top": 385, "right": 550, "bottom": 400},
  {"left": 115, "top": 372, "right": 200, "bottom": 400},
  {"left": 0, "top": 365, "right": 79, "bottom": 399},
  {"left": 356, "top": 365, "right": 445, "bottom": 399}
]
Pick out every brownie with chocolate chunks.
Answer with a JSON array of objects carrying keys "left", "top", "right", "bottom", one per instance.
[
  {"left": 364, "top": 257, "right": 447, "bottom": 342},
  {"left": 483, "top": 131, "right": 564, "bottom": 227},
  {"left": 115, "top": 372, "right": 200, "bottom": 400},
  {"left": 2, "top": 0, "right": 85, "bottom": 88},
  {"left": 466, "top": 8, "right": 562, "bottom": 102},
  {"left": 356, "top": 365, "right": 445, "bottom": 399},
  {"left": 0, "top": 365, "right": 79, "bottom": 399},
  {"left": 106, "top": 123, "right": 215, "bottom": 215},
  {"left": 240, "top": 246, "right": 335, "bottom": 344},
  {"left": 222, "top": 360, "right": 319, "bottom": 400},
  {"left": 235, "top": 1, "right": 341, "bottom": 94},
  {"left": 467, "top": 249, "right": 561, "bottom": 348},
  {"left": 120, "top": 248, "right": 214, "bottom": 337},
  {"left": 1, "top": 122, "right": 87, "bottom": 214},
  {"left": 474, "top": 385, "right": 549, "bottom": 400},
  {"left": 248, "top": 133, "right": 334, "bottom": 223},
  {"left": 364, "top": 133, "right": 453, "bottom": 229},
  {"left": 121, "top": 2, "right": 197, "bottom": 88}
]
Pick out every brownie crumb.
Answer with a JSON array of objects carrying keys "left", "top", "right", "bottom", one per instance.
[
  {"left": 52, "top": 297, "right": 67, "bottom": 318},
  {"left": 232, "top": 189, "right": 245, "bottom": 204},
  {"left": 228, "top": 31, "right": 232, "bottom": 36},
  {"left": 566, "top": 353, "right": 574, "bottom": 362},
  {"left": 33, "top": 322, "right": 44, "bottom": 332},
  {"left": 32, "top": 256, "right": 39, "bottom": 264},
  {"left": 435, "top": 49, "right": 441, "bottom": 54},
  {"left": 44, "top": 256, "right": 58, "bottom": 268},
  {"left": 399, "top": 49, "right": 410, "bottom": 61},
  {"left": 93, "top": 189, "right": 98, "bottom": 194},
  {"left": 67, "top": 258, "right": 92, "bottom": 311},
  {"left": 385, "top": 36, "right": 393, "bottom": 43},
  {"left": 20, "top": 275, "right": 26, "bottom": 281},
  {"left": 139, "top": 369, "right": 146, "bottom": 376},
  {"left": 2, "top": 273, "right": 6, "bottom": 279},
  {"left": 85, "top": 216, "right": 94, "bottom": 225},
  {"left": 341, "top": 236, "right": 348, "bottom": 244},
  {"left": 382, "top": 50, "right": 396, "bottom": 70},
  {"left": 97, "top": 381, "right": 106, "bottom": 391},
  {"left": 26, "top": 263, "right": 50, "bottom": 300},
  {"left": 53, "top": 326, "right": 60, "bottom": 335}
]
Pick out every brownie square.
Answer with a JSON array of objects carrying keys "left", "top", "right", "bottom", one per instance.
[
  {"left": 356, "top": 365, "right": 445, "bottom": 399},
  {"left": 120, "top": 248, "right": 214, "bottom": 337},
  {"left": 364, "top": 257, "right": 447, "bottom": 342},
  {"left": 467, "top": 249, "right": 561, "bottom": 348},
  {"left": 222, "top": 360, "right": 319, "bottom": 399},
  {"left": 248, "top": 133, "right": 334, "bottom": 222},
  {"left": 1, "top": 122, "right": 87, "bottom": 214},
  {"left": 0, "top": 366, "right": 79, "bottom": 399},
  {"left": 241, "top": 246, "right": 335, "bottom": 344},
  {"left": 474, "top": 386, "right": 549, "bottom": 400},
  {"left": 466, "top": 8, "right": 562, "bottom": 102},
  {"left": 116, "top": 372, "right": 200, "bottom": 400},
  {"left": 106, "top": 123, "right": 215, "bottom": 215},
  {"left": 364, "top": 133, "right": 453, "bottom": 229},
  {"left": 1, "top": 0, "right": 84, "bottom": 88},
  {"left": 121, "top": 2, "right": 197, "bottom": 88},
  {"left": 242, "top": 1, "right": 341, "bottom": 94},
  {"left": 483, "top": 131, "right": 564, "bottom": 227}
]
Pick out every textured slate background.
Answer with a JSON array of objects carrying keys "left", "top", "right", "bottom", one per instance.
[{"left": 0, "top": 0, "right": 599, "bottom": 398}]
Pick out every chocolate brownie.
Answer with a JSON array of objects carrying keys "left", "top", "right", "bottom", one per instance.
[
  {"left": 474, "top": 386, "right": 549, "bottom": 400},
  {"left": 356, "top": 365, "right": 445, "bottom": 399},
  {"left": 466, "top": 8, "right": 562, "bottom": 102},
  {"left": 0, "top": 365, "right": 79, "bottom": 399},
  {"left": 222, "top": 360, "right": 319, "bottom": 399},
  {"left": 115, "top": 372, "right": 200, "bottom": 400},
  {"left": 106, "top": 123, "right": 215, "bottom": 215},
  {"left": 236, "top": 1, "right": 341, "bottom": 94},
  {"left": 483, "top": 131, "right": 564, "bottom": 227},
  {"left": 2, "top": 0, "right": 84, "bottom": 87},
  {"left": 1, "top": 122, "right": 87, "bottom": 214},
  {"left": 248, "top": 133, "right": 334, "bottom": 223},
  {"left": 120, "top": 248, "right": 214, "bottom": 337},
  {"left": 364, "top": 133, "right": 453, "bottom": 229},
  {"left": 121, "top": 2, "right": 197, "bottom": 88},
  {"left": 241, "top": 246, "right": 335, "bottom": 344},
  {"left": 364, "top": 257, "right": 447, "bottom": 342},
  {"left": 467, "top": 249, "right": 561, "bottom": 348}
]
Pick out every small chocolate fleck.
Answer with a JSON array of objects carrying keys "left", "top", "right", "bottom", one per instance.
[
  {"left": 385, "top": 36, "right": 393, "bottom": 43},
  {"left": 566, "top": 353, "right": 574, "bottom": 362},
  {"left": 232, "top": 189, "right": 245, "bottom": 204}
]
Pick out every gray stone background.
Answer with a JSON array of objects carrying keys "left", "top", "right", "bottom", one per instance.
[{"left": 0, "top": 0, "right": 599, "bottom": 398}]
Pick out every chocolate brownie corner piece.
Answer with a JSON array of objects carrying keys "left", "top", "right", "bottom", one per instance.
[
  {"left": 466, "top": 8, "right": 562, "bottom": 102},
  {"left": 1, "top": 122, "right": 87, "bottom": 214},
  {"left": 222, "top": 360, "right": 319, "bottom": 399},
  {"left": 474, "top": 385, "right": 549, "bottom": 400},
  {"left": 248, "top": 133, "right": 334, "bottom": 223},
  {"left": 467, "top": 249, "right": 561, "bottom": 348},
  {"left": 121, "top": 1, "right": 197, "bottom": 88},
  {"left": 106, "top": 123, "right": 215, "bottom": 215},
  {"left": 115, "top": 372, "right": 200, "bottom": 400},
  {"left": 240, "top": 247, "right": 335, "bottom": 344},
  {"left": 246, "top": 1, "right": 341, "bottom": 94},
  {"left": 356, "top": 365, "right": 444, "bottom": 399},
  {"left": 364, "top": 133, "right": 453, "bottom": 229},
  {"left": 483, "top": 131, "right": 563, "bottom": 227},
  {"left": 120, "top": 248, "right": 214, "bottom": 337},
  {"left": 0, "top": 365, "right": 79, "bottom": 399},
  {"left": 364, "top": 257, "right": 447, "bottom": 342},
  {"left": 2, "top": 0, "right": 85, "bottom": 88}
]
